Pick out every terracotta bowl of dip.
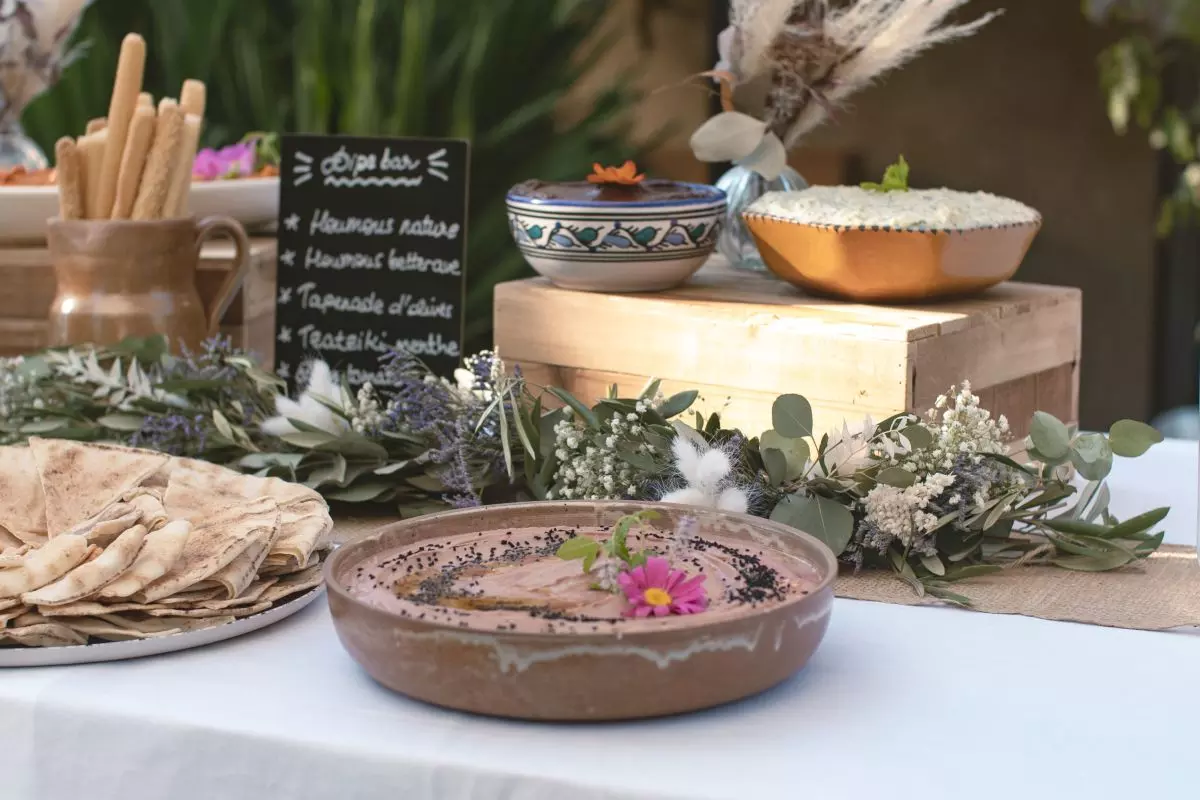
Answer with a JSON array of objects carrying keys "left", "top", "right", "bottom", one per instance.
[
  {"left": 325, "top": 501, "right": 836, "bottom": 721},
  {"left": 505, "top": 180, "right": 726, "bottom": 292}
]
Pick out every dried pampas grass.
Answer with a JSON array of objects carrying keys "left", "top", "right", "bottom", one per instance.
[{"left": 718, "top": 0, "right": 1000, "bottom": 146}]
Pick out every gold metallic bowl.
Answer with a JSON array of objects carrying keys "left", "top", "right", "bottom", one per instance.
[{"left": 742, "top": 212, "right": 1042, "bottom": 302}]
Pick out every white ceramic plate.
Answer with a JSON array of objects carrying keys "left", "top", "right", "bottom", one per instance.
[
  {"left": 0, "top": 585, "right": 322, "bottom": 667},
  {"left": 0, "top": 177, "right": 279, "bottom": 243}
]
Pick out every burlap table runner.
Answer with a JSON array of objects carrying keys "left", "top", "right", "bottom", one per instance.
[{"left": 331, "top": 517, "right": 1200, "bottom": 632}]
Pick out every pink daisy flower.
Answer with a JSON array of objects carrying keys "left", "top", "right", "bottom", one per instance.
[
  {"left": 618, "top": 556, "right": 708, "bottom": 617},
  {"left": 193, "top": 142, "right": 256, "bottom": 180}
]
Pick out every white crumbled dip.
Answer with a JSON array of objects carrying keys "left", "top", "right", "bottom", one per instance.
[{"left": 748, "top": 186, "right": 1040, "bottom": 231}]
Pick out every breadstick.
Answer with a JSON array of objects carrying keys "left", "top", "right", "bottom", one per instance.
[
  {"left": 54, "top": 137, "right": 85, "bottom": 220},
  {"left": 85, "top": 117, "right": 107, "bottom": 135},
  {"left": 111, "top": 105, "right": 157, "bottom": 219},
  {"left": 77, "top": 130, "right": 108, "bottom": 220},
  {"left": 180, "top": 80, "right": 206, "bottom": 117},
  {"left": 131, "top": 101, "right": 184, "bottom": 221},
  {"left": 163, "top": 113, "right": 202, "bottom": 218},
  {"left": 96, "top": 33, "right": 146, "bottom": 219},
  {"left": 161, "top": 79, "right": 208, "bottom": 217},
  {"left": 138, "top": 92, "right": 153, "bottom": 108}
]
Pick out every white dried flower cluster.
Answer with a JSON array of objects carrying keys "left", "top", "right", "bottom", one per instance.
[
  {"left": 349, "top": 383, "right": 386, "bottom": 433},
  {"left": 903, "top": 381, "right": 1010, "bottom": 475},
  {"left": 862, "top": 472, "right": 956, "bottom": 552},
  {"left": 749, "top": 187, "right": 1040, "bottom": 231},
  {"left": 548, "top": 402, "right": 661, "bottom": 501},
  {"left": 660, "top": 434, "right": 749, "bottom": 514}
]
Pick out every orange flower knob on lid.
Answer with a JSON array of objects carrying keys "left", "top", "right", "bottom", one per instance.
[{"left": 587, "top": 160, "right": 645, "bottom": 185}]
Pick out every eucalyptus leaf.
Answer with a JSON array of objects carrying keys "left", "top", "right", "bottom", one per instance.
[
  {"left": 1106, "top": 507, "right": 1169, "bottom": 537},
  {"left": 547, "top": 387, "right": 599, "bottom": 429},
  {"left": 760, "top": 430, "right": 810, "bottom": 480},
  {"left": 897, "top": 423, "right": 934, "bottom": 451},
  {"left": 1133, "top": 531, "right": 1165, "bottom": 556},
  {"left": 772, "top": 394, "right": 814, "bottom": 439},
  {"left": 323, "top": 482, "right": 395, "bottom": 503},
  {"left": 762, "top": 447, "right": 788, "bottom": 487},
  {"left": 1020, "top": 484, "right": 1077, "bottom": 510},
  {"left": 923, "top": 584, "right": 972, "bottom": 606},
  {"left": 769, "top": 493, "right": 854, "bottom": 555},
  {"left": 211, "top": 409, "right": 236, "bottom": 441},
  {"left": 306, "top": 454, "right": 348, "bottom": 487},
  {"left": 405, "top": 474, "right": 447, "bottom": 492},
  {"left": 920, "top": 554, "right": 946, "bottom": 576},
  {"left": 1070, "top": 433, "right": 1113, "bottom": 482},
  {"left": 1029, "top": 411, "right": 1071, "bottom": 460},
  {"left": 1108, "top": 419, "right": 1164, "bottom": 457},
  {"left": 278, "top": 431, "right": 338, "bottom": 449},
  {"left": 317, "top": 433, "right": 390, "bottom": 461},
  {"left": 982, "top": 492, "right": 1019, "bottom": 530},
  {"left": 19, "top": 418, "right": 69, "bottom": 433},
  {"left": 1045, "top": 518, "right": 1110, "bottom": 536},
  {"left": 875, "top": 466, "right": 917, "bottom": 489},
  {"left": 96, "top": 413, "right": 145, "bottom": 432},
  {"left": 618, "top": 447, "right": 658, "bottom": 472},
  {"left": 496, "top": 390, "right": 515, "bottom": 480},
  {"left": 657, "top": 390, "right": 698, "bottom": 419},
  {"left": 638, "top": 378, "right": 662, "bottom": 401},
  {"left": 942, "top": 564, "right": 1002, "bottom": 581},
  {"left": 1052, "top": 550, "right": 1135, "bottom": 572},
  {"left": 538, "top": 408, "right": 566, "bottom": 459},
  {"left": 238, "top": 452, "right": 304, "bottom": 470},
  {"left": 1085, "top": 483, "right": 1111, "bottom": 523}
]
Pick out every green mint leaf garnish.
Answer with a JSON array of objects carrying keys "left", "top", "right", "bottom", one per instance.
[
  {"left": 556, "top": 536, "right": 602, "bottom": 566},
  {"left": 861, "top": 155, "right": 910, "bottom": 193}
]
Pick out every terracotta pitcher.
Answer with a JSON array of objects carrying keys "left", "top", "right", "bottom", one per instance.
[{"left": 45, "top": 216, "right": 251, "bottom": 354}]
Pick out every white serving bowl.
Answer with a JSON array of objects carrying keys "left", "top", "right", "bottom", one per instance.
[
  {"left": 0, "top": 177, "right": 279, "bottom": 243},
  {"left": 505, "top": 181, "right": 726, "bottom": 293}
]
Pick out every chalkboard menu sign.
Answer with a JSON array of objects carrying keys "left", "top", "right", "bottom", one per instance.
[{"left": 274, "top": 134, "right": 469, "bottom": 390}]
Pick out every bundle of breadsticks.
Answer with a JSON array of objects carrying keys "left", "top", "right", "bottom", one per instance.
[{"left": 55, "top": 33, "right": 206, "bottom": 222}]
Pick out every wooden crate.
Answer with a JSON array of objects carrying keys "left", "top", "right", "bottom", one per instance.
[
  {"left": 494, "top": 259, "right": 1081, "bottom": 440},
  {"left": 0, "top": 238, "right": 277, "bottom": 367}
]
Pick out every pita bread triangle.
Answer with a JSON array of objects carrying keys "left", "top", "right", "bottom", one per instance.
[
  {"left": 0, "top": 445, "right": 47, "bottom": 542},
  {"left": 29, "top": 438, "right": 169, "bottom": 536}
]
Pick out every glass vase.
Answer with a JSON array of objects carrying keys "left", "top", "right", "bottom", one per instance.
[
  {"left": 0, "top": 122, "right": 48, "bottom": 170},
  {"left": 715, "top": 163, "right": 807, "bottom": 272}
]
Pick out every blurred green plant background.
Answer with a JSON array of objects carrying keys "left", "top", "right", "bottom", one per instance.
[
  {"left": 24, "top": 0, "right": 641, "bottom": 351},
  {"left": 1084, "top": 0, "right": 1200, "bottom": 235}
]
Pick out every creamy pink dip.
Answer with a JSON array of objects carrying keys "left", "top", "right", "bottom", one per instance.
[{"left": 345, "top": 525, "right": 822, "bottom": 634}]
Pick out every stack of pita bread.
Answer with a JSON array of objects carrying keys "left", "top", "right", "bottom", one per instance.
[{"left": 0, "top": 438, "right": 331, "bottom": 648}]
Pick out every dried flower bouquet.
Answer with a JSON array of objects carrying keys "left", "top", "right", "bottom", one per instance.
[{"left": 691, "top": 0, "right": 1000, "bottom": 178}]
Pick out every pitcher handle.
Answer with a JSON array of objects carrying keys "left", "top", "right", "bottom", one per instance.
[{"left": 194, "top": 215, "right": 252, "bottom": 338}]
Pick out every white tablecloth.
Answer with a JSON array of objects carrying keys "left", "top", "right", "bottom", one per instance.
[{"left": 3, "top": 442, "right": 1198, "bottom": 800}]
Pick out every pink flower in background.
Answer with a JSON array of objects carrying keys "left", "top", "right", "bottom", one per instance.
[
  {"left": 618, "top": 556, "right": 708, "bottom": 617},
  {"left": 193, "top": 141, "right": 255, "bottom": 180}
]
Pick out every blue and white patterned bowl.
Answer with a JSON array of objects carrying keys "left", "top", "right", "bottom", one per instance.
[{"left": 505, "top": 181, "right": 726, "bottom": 292}]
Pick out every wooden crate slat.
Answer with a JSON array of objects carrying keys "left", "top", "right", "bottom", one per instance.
[{"left": 496, "top": 257, "right": 1081, "bottom": 440}]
